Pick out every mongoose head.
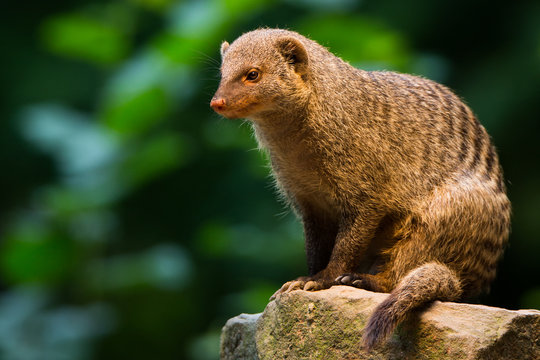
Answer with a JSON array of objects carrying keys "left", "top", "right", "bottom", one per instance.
[{"left": 211, "top": 29, "right": 311, "bottom": 120}]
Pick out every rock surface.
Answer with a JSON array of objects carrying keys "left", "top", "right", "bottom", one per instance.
[
  {"left": 221, "top": 313, "right": 261, "bottom": 360},
  {"left": 220, "top": 286, "right": 540, "bottom": 360}
]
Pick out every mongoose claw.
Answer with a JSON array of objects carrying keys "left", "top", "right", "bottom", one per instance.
[
  {"left": 336, "top": 274, "right": 352, "bottom": 283},
  {"left": 336, "top": 273, "right": 364, "bottom": 288},
  {"left": 270, "top": 276, "right": 336, "bottom": 300},
  {"left": 286, "top": 280, "right": 307, "bottom": 292},
  {"left": 269, "top": 282, "right": 290, "bottom": 300},
  {"left": 303, "top": 280, "right": 323, "bottom": 291},
  {"left": 270, "top": 279, "right": 306, "bottom": 300}
]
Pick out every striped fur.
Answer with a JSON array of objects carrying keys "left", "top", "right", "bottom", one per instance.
[{"left": 211, "top": 29, "right": 511, "bottom": 350}]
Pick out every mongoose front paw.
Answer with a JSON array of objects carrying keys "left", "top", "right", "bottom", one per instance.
[
  {"left": 270, "top": 276, "right": 336, "bottom": 300},
  {"left": 270, "top": 279, "right": 305, "bottom": 300}
]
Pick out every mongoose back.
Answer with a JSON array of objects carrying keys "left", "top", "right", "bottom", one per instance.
[{"left": 210, "top": 28, "right": 510, "bottom": 350}]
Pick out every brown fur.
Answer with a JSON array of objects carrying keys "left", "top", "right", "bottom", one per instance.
[{"left": 211, "top": 29, "right": 511, "bottom": 350}]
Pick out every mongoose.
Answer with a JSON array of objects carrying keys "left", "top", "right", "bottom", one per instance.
[{"left": 210, "top": 28, "right": 511, "bottom": 350}]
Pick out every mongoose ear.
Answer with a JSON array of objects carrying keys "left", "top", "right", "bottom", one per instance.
[
  {"left": 276, "top": 37, "right": 309, "bottom": 76},
  {"left": 220, "top": 41, "right": 230, "bottom": 57}
]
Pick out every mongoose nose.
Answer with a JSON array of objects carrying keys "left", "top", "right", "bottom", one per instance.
[{"left": 210, "top": 97, "right": 227, "bottom": 112}]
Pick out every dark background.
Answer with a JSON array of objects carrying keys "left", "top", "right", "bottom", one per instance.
[{"left": 1, "top": 0, "right": 539, "bottom": 359}]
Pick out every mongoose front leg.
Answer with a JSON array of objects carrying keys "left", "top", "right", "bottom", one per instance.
[
  {"left": 270, "top": 209, "right": 338, "bottom": 300},
  {"left": 271, "top": 210, "right": 383, "bottom": 299},
  {"left": 303, "top": 207, "right": 339, "bottom": 276}
]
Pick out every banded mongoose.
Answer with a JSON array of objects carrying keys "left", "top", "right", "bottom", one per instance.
[{"left": 210, "top": 28, "right": 511, "bottom": 349}]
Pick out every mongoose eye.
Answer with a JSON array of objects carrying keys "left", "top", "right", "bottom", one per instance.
[{"left": 245, "top": 69, "right": 260, "bottom": 82}]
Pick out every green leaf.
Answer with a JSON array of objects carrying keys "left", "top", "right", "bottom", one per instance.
[
  {"left": 120, "top": 133, "right": 191, "bottom": 188},
  {"left": 126, "top": 0, "right": 175, "bottom": 12},
  {"left": 153, "top": 33, "right": 206, "bottom": 65},
  {"left": 297, "top": 15, "right": 411, "bottom": 71},
  {"left": 101, "top": 86, "right": 170, "bottom": 136},
  {"left": 222, "top": 0, "right": 272, "bottom": 15},
  {"left": 86, "top": 244, "right": 192, "bottom": 292},
  {"left": 1, "top": 224, "right": 79, "bottom": 285},
  {"left": 41, "top": 13, "right": 129, "bottom": 65}
]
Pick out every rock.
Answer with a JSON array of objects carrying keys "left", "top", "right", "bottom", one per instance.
[
  {"left": 220, "top": 313, "right": 261, "bottom": 360},
  {"left": 220, "top": 286, "right": 540, "bottom": 360}
]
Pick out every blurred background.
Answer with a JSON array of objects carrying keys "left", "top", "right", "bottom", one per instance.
[{"left": 1, "top": 0, "right": 539, "bottom": 359}]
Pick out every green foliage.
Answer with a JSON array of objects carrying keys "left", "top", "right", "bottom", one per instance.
[
  {"left": 1, "top": 224, "right": 79, "bottom": 285},
  {"left": 102, "top": 86, "right": 171, "bottom": 135},
  {"left": 86, "top": 243, "right": 192, "bottom": 291},
  {"left": 42, "top": 13, "right": 130, "bottom": 65},
  {"left": 298, "top": 14, "right": 411, "bottom": 70},
  {"left": 119, "top": 133, "right": 191, "bottom": 187},
  {"left": 1, "top": 0, "right": 540, "bottom": 359}
]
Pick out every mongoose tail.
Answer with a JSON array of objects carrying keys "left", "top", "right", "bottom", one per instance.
[{"left": 363, "top": 262, "right": 462, "bottom": 350}]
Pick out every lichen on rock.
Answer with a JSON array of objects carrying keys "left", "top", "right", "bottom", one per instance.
[{"left": 221, "top": 286, "right": 540, "bottom": 360}]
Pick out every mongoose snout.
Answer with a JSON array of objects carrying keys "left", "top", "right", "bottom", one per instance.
[{"left": 210, "top": 97, "right": 227, "bottom": 113}]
